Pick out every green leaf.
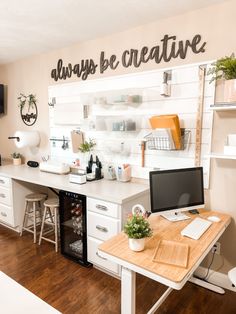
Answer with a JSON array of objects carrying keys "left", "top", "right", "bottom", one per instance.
[{"left": 208, "top": 53, "right": 236, "bottom": 83}]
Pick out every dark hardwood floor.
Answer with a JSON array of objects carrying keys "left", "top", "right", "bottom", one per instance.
[{"left": 0, "top": 224, "right": 236, "bottom": 314}]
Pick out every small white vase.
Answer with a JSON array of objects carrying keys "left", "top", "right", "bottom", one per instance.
[
  {"left": 13, "top": 158, "right": 21, "bottom": 166},
  {"left": 129, "top": 238, "right": 145, "bottom": 252}
]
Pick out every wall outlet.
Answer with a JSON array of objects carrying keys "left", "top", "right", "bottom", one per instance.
[{"left": 212, "top": 242, "right": 221, "bottom": 255}]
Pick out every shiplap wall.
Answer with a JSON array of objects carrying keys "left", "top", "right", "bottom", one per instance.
[{"left": 48, "top": 62, "right": 215, "bottom": 187}]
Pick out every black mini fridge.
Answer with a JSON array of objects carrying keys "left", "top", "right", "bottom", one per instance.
[{"left": 59, "top": 190, "right": 91, "bottom": 266}]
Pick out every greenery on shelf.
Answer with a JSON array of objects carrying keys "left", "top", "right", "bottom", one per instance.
[
  {"left": 78, "top": 139, "right": 96, "bottom": 153},
  {"left": 17, "top": 93, "right": 37, "bottom": 111},
  {"left": 11, "top": 152, "right": 22, "bottom": 159},
  {"left": 124, "top": 213, "right": 152, "bottom": 239},
  {"left": 208, "top": 53, "right": 236, "bottom": 83}
]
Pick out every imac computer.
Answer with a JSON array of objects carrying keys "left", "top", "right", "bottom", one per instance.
[{"left": 149, "top": 167, "right": 204, "bottom": 221}]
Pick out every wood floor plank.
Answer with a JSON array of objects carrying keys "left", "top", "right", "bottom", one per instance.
[{"left": 0, "top": 224, "right": 236, "bottom": 314}]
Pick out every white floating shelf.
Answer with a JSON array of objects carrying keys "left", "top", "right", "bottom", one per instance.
[
  {"left": 209, "top": 153, "right": 236, "bottom": 160},
  {"left": 210, "top": 103, "right": 236, "bottom": 111}
]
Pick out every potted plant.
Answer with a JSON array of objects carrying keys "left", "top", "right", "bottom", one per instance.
[
  {"left": 11, "top": 152, "right": 22, "bottom": 165},
  {"left": 124, "top": 205, "right": 152, "bottom": 252},
  {"left": 208, "top": 53, "right": 236, "bottom": 103},
  {"left": 78, "top": 139, "right": 96, "bottom": 168}
]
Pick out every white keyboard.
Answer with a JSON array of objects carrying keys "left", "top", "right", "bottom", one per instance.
[{"left": 181, "top": 217, "right": 212, "bottom": 240}]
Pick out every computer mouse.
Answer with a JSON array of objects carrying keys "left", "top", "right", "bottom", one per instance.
[{"left": 207, "top": 215, "right": 221, "bottom": 222}]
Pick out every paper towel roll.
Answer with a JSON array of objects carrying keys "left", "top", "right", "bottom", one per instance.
[{"left": 14, "top": 131, "right": 40, "bottom": 148}]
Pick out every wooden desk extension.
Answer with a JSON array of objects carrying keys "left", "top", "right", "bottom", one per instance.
[{"left": 99, "top": 210, "right": 231, "bottom": 314}]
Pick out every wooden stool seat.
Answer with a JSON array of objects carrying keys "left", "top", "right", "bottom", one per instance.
[
  {"left": 44, "top": 198, "right": 59, "bottom": 208},
  {"left": 39, "top": 197, "right": 60, "bottom": 252},
  {"left": 20, "top": 193, "right": 47, "bottom": 243},
  {"left": 25, "top": 193, "right": 47, "bottom": 202}
]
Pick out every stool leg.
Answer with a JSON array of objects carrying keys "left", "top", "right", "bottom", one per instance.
[
  {"left": 20, "top": 201, "right": 28, "bottom": 236},
  {"left": 33, "top": 201, "right": 37, "bottom": 243},
  {"left": 54, "top": 208, "right": 58, "bottom": 252},
  {"left": 39, "top": 206, "right": 47, "bottom": 245},
  {"left": 38, "top": 201, "right": 43, "bottom": 220},
  {"left": 48, "top": 208, "right": 54, "bottom": 224}
]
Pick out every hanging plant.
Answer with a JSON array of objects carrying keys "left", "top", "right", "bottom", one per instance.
[
  {"left": 18, "top": 93, "right": 37, "bottom": 111},
  {"left": 17, "top": 93, "right": 38, "bottom": 126}
]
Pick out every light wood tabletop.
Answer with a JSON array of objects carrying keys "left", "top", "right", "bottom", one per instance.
[{"left": 99, "top": 210, "right": 231, "bottom": 284}]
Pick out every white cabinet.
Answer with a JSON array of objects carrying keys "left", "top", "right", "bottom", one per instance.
[
  {"left": 0, "top": 175, "right": 15, "bottom": 227},
  {"left": 87, "top": 192, "right": 150, "bottom": 277},
  {"left": 87, "top": 197, "right": 121, "bottom": 276}
]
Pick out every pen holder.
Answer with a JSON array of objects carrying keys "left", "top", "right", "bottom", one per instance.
[
  {"left": 116, "top": 165, "right": 131, "bottom": 182},
  {"left": 104, "top": 165, "right": 116, "bottom": 180}
]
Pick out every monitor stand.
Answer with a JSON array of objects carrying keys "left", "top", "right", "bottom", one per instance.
[{"left": 161, "top": 212, "right": 191, "bottom": 222}]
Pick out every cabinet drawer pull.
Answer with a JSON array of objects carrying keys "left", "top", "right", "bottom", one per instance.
[
  {"left": 0, "top": 180, "right": 5, "bottom": 184},
  {"left": 95, "top": 204, "right": 108, "bottom": 211},
  {"left": 96, "top": 252, "right": 107, "bottom": 261},
  {"left": 0, "top": 193, "right": 6, "bottom": 198},
  {"left": 96, "top": 225, "right": 108, "bottom": 233},
  {"left": 1, "top": 212, "right": 7, "bottom": 217}
]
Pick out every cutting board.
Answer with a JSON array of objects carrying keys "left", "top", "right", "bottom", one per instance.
[{"left": 153, "top": 239, "right": 189, "bottom": 268}]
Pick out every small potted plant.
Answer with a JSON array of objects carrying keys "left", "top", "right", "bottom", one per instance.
[
  {"left": 78, "top": 139, "right": 96, "bottom": 168},
  {"left": 11, "top": 152, "right": 22, "bottom": 165},
  {"left": 208, "top": 53, "right": 236, "bottom": 103},
  {"left": 124, "top": 205, "right": 152, "bottom": 252}
]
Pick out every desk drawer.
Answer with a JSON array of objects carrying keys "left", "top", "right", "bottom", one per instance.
[
  {"left": 0, "top": 186, "right": 11, "bottom": 206},
  {"left": 87, "top": 197, "right": 119, "bottom": 219},
  {"left": 0, "top": 176, "right": 10, "bottom": 188},
  {"left": 87, "top": 212, "right": 119, "bottom": 241},
  {"left": 0, "top": 204, "right": 15, "bottom": 226},
  {"left": 88, "top": 236, "right": 119, "bottom": 275}
]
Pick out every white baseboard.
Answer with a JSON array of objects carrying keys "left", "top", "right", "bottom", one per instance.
[{"left": 194, "top": 266, "right": 236, "bottom": 292}]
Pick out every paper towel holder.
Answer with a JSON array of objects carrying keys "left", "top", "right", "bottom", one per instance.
[
  {"left": 8, "top": 131, "right": 40, "bottom": 148},
  {"left": 8, "top": 136, "right": 20, "bottom": 142}
]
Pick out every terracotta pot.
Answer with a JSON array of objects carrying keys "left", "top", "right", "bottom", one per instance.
[
  {"left": 13, "top": 158, "right": 21, "bottom": 166},
  {"left": 224, "top": 79, "right": 236, "bottom": 103},
  {"left": 128, "top": 238, "right": 145, "bottom": 252}
]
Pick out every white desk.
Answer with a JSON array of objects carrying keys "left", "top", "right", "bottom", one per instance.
[
  {"left": 99, "top": 210, "right": 231, "bottom": 314},
  {"left": 0, "top": 164, "right": 149, "bottom": 204},
  {"left": 0, "top": 271, "right": 61, "bottom": 314}
]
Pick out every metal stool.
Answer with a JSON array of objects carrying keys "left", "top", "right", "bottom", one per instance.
[
  {"left": 20, "top": 193, "right": 47, "bottom": 243},
  {"left": 38, "top": 198, "right": 60, "bottom": 252}
]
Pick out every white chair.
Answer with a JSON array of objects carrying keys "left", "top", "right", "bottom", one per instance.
[{"left": 228, "top": 267, "right": 236, "bottom": 287}]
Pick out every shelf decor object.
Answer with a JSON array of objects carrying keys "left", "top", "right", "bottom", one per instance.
[
  {"left": 208, "top": 53, "right": 236, "bottom": 104},
  {"left": 11, "top": 152, "right": 22, "bottom": 165},
  {"left": 17, "top": 93, "right": 38, "bottom": 126}
]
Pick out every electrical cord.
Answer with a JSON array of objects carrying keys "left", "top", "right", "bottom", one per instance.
[{"left": 201, "top": 249, "right": 217, "bottom": 281}]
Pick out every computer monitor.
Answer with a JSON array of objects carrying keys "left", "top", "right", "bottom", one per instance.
[{"left": 149, "top": 167, "right": 204, "bottom": 221}]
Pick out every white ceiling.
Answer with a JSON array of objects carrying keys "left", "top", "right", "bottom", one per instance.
[{"left": 0, "top": 0, "right": 226, "bottom": 64}]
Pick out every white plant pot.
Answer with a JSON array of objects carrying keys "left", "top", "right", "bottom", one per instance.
[
  {"left": 13, "top": 158, "right": 21, "bottom": 166},
  {"left": 129, "top": 238, "right": 145, "bottom": 252}
]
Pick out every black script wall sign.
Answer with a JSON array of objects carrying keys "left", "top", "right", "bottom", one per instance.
[{"left": 50, "top": 34, "right": 206, "bottom": 82}]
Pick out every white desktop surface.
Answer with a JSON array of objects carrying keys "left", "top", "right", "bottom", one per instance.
[
  {"left": 0, "top": 271, "right": 61, "bottom": 314},
  {"left": 0, "top": 164, "right": 149, "bottom": 204}
]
